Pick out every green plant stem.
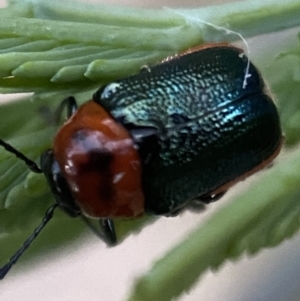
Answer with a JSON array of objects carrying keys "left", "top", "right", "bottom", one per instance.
[
  {"left": 0, "top": 0, "right": 299, "bottom": 92},
  {"left": 128, "top": 148, "right": 300, "bottom": 301},
  {"left": 2, "top": 0, "right": 300, "bottom": 46}
]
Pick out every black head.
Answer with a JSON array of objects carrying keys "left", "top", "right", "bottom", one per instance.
[{"left": 40, "top": 149, "right": 80, "bottom": 217}]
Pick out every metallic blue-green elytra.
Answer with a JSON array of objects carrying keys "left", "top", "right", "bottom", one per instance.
[{"left": 94, "top": 44, "right": 283, "bottom": 215}]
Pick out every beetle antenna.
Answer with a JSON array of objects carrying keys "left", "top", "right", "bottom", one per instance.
[
  {"left": 0, "top": 139, "right": 42, "bottom": 173},
  {"left": 0, "top": 203, "right": 58, "bottom": 280}
]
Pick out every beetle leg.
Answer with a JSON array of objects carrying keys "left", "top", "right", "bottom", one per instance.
[
  {"left": 81, "top": 216, "right": 117, "bottom": 246},
  {"left": 198, "top": 191, "right": 227, "bottom": 204},
  {"left": 100, "top": 219, "right": 117, "bottom": 246},
  {"left": 187, "top": 199, "right": 206, "bottom": 212},
  {"left": 187, "top": 192, "right": 227, "bottom": 212},
  {"left": 55, "top": 96, "right": 78, "bottom": 122}
]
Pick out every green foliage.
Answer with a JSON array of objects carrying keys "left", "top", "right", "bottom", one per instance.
[
  {"left": 0, "top": 0, "right": 300, "bottom": 92},
  {"left": 0, "top": 0, "right": 300, "bottom": 300},
  {"left": 264, "top": 38, "right": 300, "bottom": 146},
  {"left": 128, "top": 149, "right": 300, "bottom": 301}
]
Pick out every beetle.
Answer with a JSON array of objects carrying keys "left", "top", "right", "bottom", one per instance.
[{"left": 0, "top": 43, "right": 283, "bottom": 279}]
